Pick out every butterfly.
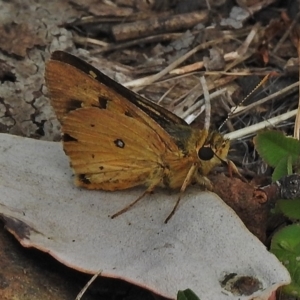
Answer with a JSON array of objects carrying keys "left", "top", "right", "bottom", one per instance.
[{"left": 45, "top": 51, "right": 230, "bottom": 223}]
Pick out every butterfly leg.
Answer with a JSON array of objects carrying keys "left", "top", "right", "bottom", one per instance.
[
  {"left": 111, "top": 165, "right": 171, "bottom": 220},
  {"left": 193, "top": 173, "right": 213, "bottom": 190},
  {"left": 111, "top": 189, "right": 151, "bottom": 219},
  {"left": 164, "top": 163, "right": 198, "bottom": 223},
  {"left": 111, "top": 179, "right": 161, "bottom": 219}
]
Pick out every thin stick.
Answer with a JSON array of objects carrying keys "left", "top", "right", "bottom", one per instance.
[
  {"left": 273, "top": 12, "right": 300, "bottom": 54},
  {"left": 229, "top": 81, "right": 299, "bottom": 118},
  {"left": 124, "top": 36, "right": 235, "bottom": 89},
  {"left": 200, "top": 76, "right": 211, "bottom": 131},
  {"left": 157, "top": 84, "right": 177, "bottom": 104},
  {"left": 75, "top": 270, "right": 102, "bottom": 300},
  {"left": 293, "top": 37, "right": 300, "bottom": 139},
  {"left": 225, "top": 109, "right": 297, "bottom": 140},
  {"left": 183, "top": 88, "right": 227, "bottom": 124},
  {"left": 219, "top": 74, "right": 271, "bottom": 130}
]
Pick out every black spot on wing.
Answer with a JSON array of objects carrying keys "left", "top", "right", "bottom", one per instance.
[
  {"left": 78, "top": 174, "right": 91, "bottom": 185},
  {"left": 63, "top": 133, "right": 77, "bottom": 142},
  {"left": 114, "top": 139, "right": 125, "bottom": 148},
  {"left": 66, "top": 99, "right": 83, "bottom": 112},
  {"left": 125, "top": 111, "right": 133, "bottom": 117},
  {"left": 98, "top": 95, "right": 109, "bottom": 109}
]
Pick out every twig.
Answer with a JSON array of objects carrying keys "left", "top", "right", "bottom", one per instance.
[
  {"left": 75, "top": 270, "right": 102, "bottom": 300},
  {"left": 293, "top": 34, "right": 300, "bottom": 139},
  {"left": 182, "top": 88, "right": 227, "bottom": 124},
  {"left": 200, "top": 76, "right": 211, "bottom": 130},
  {"left": 225, "top": 109, "right": 297, "bottom": 140},
  {"left": 273, "top": 12, "right": 300, "bottom": 54},
  {"left": 229, "top": 81, "right": 299, "bottom": 118},
  {"left": 124, "top": 36, "right": 236, "bottom": 89},
  {"left": 157, "top": 84, "right": 177, "bottom": 104}
]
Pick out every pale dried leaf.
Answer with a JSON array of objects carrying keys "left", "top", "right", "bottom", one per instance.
[{"left": 0, "top": 134, "right": 291, "bottom": 300}]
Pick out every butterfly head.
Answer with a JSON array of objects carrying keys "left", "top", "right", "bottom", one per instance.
[{"left": 197, "top": 131, "right": 230, "bottom": 175}]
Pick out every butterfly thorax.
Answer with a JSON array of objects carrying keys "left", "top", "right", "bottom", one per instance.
[{"left": 157, "top": 126, "right": 229, "bottom": 190}]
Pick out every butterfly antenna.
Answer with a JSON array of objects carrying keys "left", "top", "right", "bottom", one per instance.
[{"left": 218, "top": 74, "right": 271, "bottom": 131}]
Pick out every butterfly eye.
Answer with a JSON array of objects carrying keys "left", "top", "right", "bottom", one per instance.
[{"left": 198, "top": 146, "right": 214, "bottom": 161}]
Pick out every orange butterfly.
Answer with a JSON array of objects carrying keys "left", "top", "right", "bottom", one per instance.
[{"left": 45, "top": 51, "right": 230, "bottom": 223}]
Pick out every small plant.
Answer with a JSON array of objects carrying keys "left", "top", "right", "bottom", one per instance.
[
  {"left": 253, "top": 130, "right": 300, "bottom": 181},
  {"left": 270, "top": 223, "right": 300, "bottom": 296},
  {"left": 177, "top": 289, "right": 201, "bottom": 300},
  {"left": 254, "top": 130, "right": 300, "bottom": 296}
]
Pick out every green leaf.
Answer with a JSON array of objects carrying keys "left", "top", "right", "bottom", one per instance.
[
  {"left": 271, "top": 224, "right": 300, "bottom": 252},
  {"left": 270, "top": 224, "right": 300, "bottom": 296},
  {"left": 287, "top": 155, "right": 294, "bottom": 174},
  {"left": 272, "top": 156, "right": 290, "bottom": 181},
  {"left": 277, "top": 199, "right": 300, "bottom": 221},
  {"left": 177, "top": 289, "right": 201, "bottom": 300},
  {"left": 254, "top": 131, "right": 300, "bottom": 168}
]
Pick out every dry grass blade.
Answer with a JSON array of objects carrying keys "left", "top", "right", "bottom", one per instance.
[
  {"left": 225, "top": 109, "right": 297, "bottom": 140},
  {"left": 272, "top": 12, "right": 300, "bottom": 54},
  {"left": 219, "top": 74, "right": 271, "bottom": 130},
  {"left": 200, "top": 76, "right": 211, "bottom": 130},
  {"left": 73, "top": 34, "right": 109, "bottom": 47},
  {"left": 293, "top": 35, "right": 300, "bottom": 139},
  {"left": 182, "top": 88, "right": 227, "bottom": 124},
  {"left": 236, "top": 23, "right": 260, "bottom": 57},
  {"left": 124, "top": 36, "right": 239, "bottom": 90},
  {"left": 91, "top": 33, "right": 186, "bottom": 54},
  {"left": 230, "top": 81, "right": 299, "bottom": 118},
  {"left": 157, "top": 83, "right": 177, "bottom": 105},
  {"left": 170, "top": 50, "right": 241, "bottom": 75},
  {"left": 75, "top": 270, "right": 102, "bottom": 300},
  {"left": 223, "top": 24, "right": 260, "bottom": 73}
]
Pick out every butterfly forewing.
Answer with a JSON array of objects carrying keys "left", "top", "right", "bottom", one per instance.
[
  {"left": 46, "top": 55, "right": 179, "bottom": 152},
  {"left": 62, "top": 107, "right": 173, "bottom": 190},
  {"left": 47, "top": 51, "right": 186, "bottom": 125}
]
